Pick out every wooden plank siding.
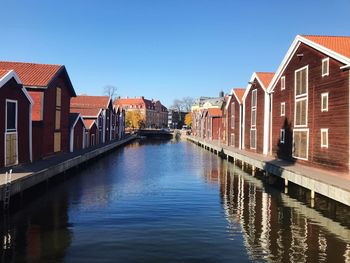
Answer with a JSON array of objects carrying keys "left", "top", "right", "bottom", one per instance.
[
  {"left": 227, "top": 95, "right": 242, "bottom": 148},
  {"left": 0, "top": 77, "right": 31, "bottom": 167},
  {"left": 271, "top": 43, "right": 350, "bottom": 171},
  {"left": 244, "top": 81, "right": 266, "bottom": 154}
]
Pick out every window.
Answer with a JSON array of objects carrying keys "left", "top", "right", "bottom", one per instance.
[
  {"left": 294, "top": 66, "right": 308, "bottom": 127},
  {"left": 295, "top": 66, "right": 308, "bottom": 97},
  {"left": 55, "top": 87, "right": 61, "bottom": 130},
  {"left": 231, "top": 133, "right": 235, "bottom": 147},
  {"left": 321, "top": 93, "right": 328, "bottom": 112},
  {"left": 321, "top": 128, "right": 328, "bottom": 148},
  {"left": 251, "top": 89, "right": 257, "bottom": 127},
  {"left": 322, "top": 58, "right": 329, "bottom": 77},
  {"left": 231, "top": 102, "right": 235, "bottom": 128},
  {"left": 6, "top": 100, "right": 17, "bottom": 132},
  {"left": 250, "top": 129, "right": 256, "bottom": 149},
  {"left": 293, "top": 129, "right": 308, "bottom": 160},
  {"left": 281, "top": 76, "right": 285, "bottom": 90},
  {"left": 280, "top": 129, "right": 285, "bottom": 144},
  {"left": 280, "top": 102, "right": 285, "bottom": 116}
]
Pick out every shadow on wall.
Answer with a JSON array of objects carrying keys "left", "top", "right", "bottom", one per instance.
[{"left": 276, "top": 118, "right": 296, "bottom": 164}]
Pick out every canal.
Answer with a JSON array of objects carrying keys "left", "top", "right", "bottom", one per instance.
[{"left": 1, "top": 139, "right": 350, "bottom": 262}]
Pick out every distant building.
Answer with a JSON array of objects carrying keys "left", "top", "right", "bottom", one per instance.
[
  {"left": 168, "top": 110, "right": 188, "bottom": 129},
  {"left": 115, "top": 96, "right": 168, "bottom": 128}
]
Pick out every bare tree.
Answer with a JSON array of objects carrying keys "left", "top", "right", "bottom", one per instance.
[
  {"left": 182, "top": 96, "right": 194, "bottom": 112},
  {"left": 171, "top": 99, "right": 183, "bottom": 112},
  {"left": 103, "top": 85, "right": 118, "bottom": 100}
]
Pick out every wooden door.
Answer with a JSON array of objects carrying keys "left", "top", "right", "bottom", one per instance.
[{"left": 5, "top": 133, "right": 17, "bottom": 166}]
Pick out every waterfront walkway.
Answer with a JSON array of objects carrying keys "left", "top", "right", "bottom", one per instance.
[
  {"left": 0, "top": 135, "right": 136, "bottom": 201},
  {"left": 187, "top": 136, "right": 350, "bottom": 206}
]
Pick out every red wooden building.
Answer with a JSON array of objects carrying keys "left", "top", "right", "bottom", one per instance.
[
  {"left": 69, "top": 113, "right": 87, "bottom": 152},
  {"left": 83, "top": 119, "right": 98, "bottom": 147},
  {"left": 0, "top": 61, "right": 76, "bottom": 161},
  {"left": 242, "top": 72, "right": 274, "bottom": 154},
  {"left": 207, "top": 108, "right": 223, "bottom": 141},
  {"left": 0, "top": 70, "right": 33, "bottom": 167},
  {"left": 225, "top": 88, "right": 245, "bottom": 148},
  {"left": 70, "top": 107, "right": 103, "bottom": 145},
  {"left": 267, "top": 35, "right": 350, "bottom": 171},
  {"left": 70, "top": 96, "right": 113, "bottom": 143}
]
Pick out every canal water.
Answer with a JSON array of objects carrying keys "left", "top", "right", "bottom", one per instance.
[{"left": 1, "top": 139, "right": 350, "bottom": 262}]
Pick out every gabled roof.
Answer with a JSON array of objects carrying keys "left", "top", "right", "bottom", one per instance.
[
  {"left": 225, "top": 88, "right": 245, "bottom": 109},
  {"left": 0, "top": 69, "right": 33, "bottom": 105},
  {"left": 69, "top": 113, "right": 87, "bottom": 130},
  {"left": 242, "top": 72, "right": 274, "bottom": 102},
  {"left": 70, "top": 107, "right": 102, "bottom": 118},
  {"left": 302, "top": 35, "right": 350, "bottom": 59},
  {"left": 268, "top": 35, "right": 350, "bottom": 92},
  {"left": 71, "top": 95, "right": 112, "bottom": 109},
  {"left": 83, "top": 118, "right": 97, "bottom": 129},
  {"left": 0, "top": 61, "right": 76, "bottom": 96},
  {"left": 208, "top": 108, "right": 222, "bottom": 117}
]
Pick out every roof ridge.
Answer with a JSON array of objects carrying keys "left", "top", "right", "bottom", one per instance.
[
  {"left": 301, "top": 34, "right": 350, "bottom": 38},
  {"left": 0, "top": 60, "right": 62, "bottom": 67}
]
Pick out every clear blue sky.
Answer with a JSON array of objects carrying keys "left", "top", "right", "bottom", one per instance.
[{"left": 1, "top": 0, "right": 349, "bottom": 107}]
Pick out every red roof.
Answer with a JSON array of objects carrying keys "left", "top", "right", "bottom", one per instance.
[
  {"left": 70, "top": 106, "right": 101, "bottom": 117},
  {"left": 232, "top": 88, "right": 245, "bottom": 103},
  {"left": 0, "top": 61, "right": 62, "bottom": 87},
  {"left": 256, "top": 72, "right": 274, "bottom": 89},
  {"left": 71, "top": 95, "right": 111, "bottom": 110},
  {"left": 83, "top": 119, "right": 96, "bottom": 129},
  {"left": 115, "top": 97, "right": 145, "bottom": 107},
  {"left": 0, "top": 69, "right": 11, "bottom": 79},
  {"left": 302, "top": 35, "right": 350, "bottom": 59},
  {"left": 208, "top": 108, "right": 222, "bottom": 117}
]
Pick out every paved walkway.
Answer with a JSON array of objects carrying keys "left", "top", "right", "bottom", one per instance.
[
  {"left": 188, "top": 136, "right": 350, "bottom": 195},
  {"left": 0, "top": 135, "right": 136, "bottom": 186}
]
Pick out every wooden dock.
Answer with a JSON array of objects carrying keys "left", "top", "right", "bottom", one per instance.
[
  {"left": 0, "top": 135, "right": 137, "bottom": 202},
  {"left": 186, "top": 136, "right": 350, "bottom": 207}
]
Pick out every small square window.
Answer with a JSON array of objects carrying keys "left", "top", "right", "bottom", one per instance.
[
  {"left": 322, "top": 58, "right": 329, "bottom": 77},
  {"left": 321, "top": 128, "right": 328, "bottom": 148},
  {"left": 321, "top": 93, "right": 328, "bottom": 112},
  {"left": 280, "top": 102, "right": 285, "bottom": 116},
  {"left": 281, "top": 76, "right": 285, "bottom": 90},
  {"left": 280, "top": 129, "right": 285, "bottom": 144}
]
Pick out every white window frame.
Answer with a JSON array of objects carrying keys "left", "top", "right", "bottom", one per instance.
[
  {"left": 321, "top": 92, "right": 328, "bottom": 112},
  {"left": 281, "top": 76, "right": 285, "bottom": 90},
  {"left": 250, "top": 128, "right": 256, "bottom": 150},
  {"left": 5, "top": 99, "right": 19, "bottom": 166},
  {"left": 321, "top": 128, "right": 328, "bottom": 148},
  {"left": 251, "top": 89, "right": 257, "bottom": 128},
  {"left": 322, "top": 57, "right": 329, "bottom": 77},
  {"left": 280, "top": 129, "right": 285, "bottom": 144},
  {"left": 294, "top": 66, "right": 308, "bottom": 128},
  {"left": 5, "top": 99, "right": 18, "bottom": 132},
  {"left": 280, "top": 102, "right": 285, "bottom": 117},
  {"left": 231, "top": 133, "right": 235, "bottom": 147},
  {"left": 231, "top": 102, "right": 235, "bottom": 129},
  {"left": 292, "top": 128, "right": 309, "bottom": 160}
]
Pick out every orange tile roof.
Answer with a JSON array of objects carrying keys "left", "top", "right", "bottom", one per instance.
[
  {"left": 0, "top": 61, "right": 62, "bottom": 87},
  {"left": 83, "top": 119, "right": 96, "bottom": 129},
  {"left": 302, "top": 35, "right": 350, "bottom": 59},
  {"left": 0, "top": 69, "right": 11, "bottom": 79},
  {"left": 115, "top": 98, "right": 145, "bottom": 107},
  {"left": 256, "top": 72, "right": 274, "bottom": 89},
  {"left": 70, "top": 107, "right": 101, "bottom": 117},
  {"left": 208, "top": 108, "right": 222, "bottom": 117},
  {"left": 232, "top": 88, "right": 245, "bottom": 103},
  {"left": 71, "top": 95, "right": 111, "bottom": 109}
]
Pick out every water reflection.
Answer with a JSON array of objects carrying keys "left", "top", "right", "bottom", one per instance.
[
  {"left": 0, "top": 140, "right": 349, "bottom": 262},
  {"left": 219, "top": 160, "right": 350, "bottom": 262},
  {"left": 0, "top": 187, "right": 72, "bottom": 262}
]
